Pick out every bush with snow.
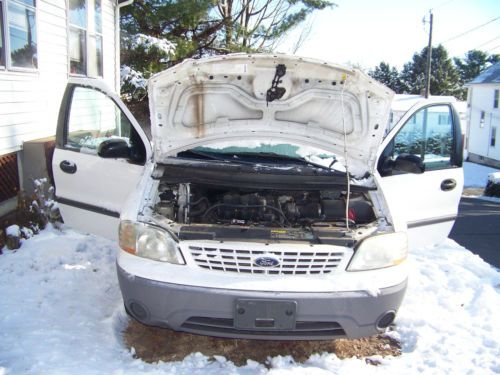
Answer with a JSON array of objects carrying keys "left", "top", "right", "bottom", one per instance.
[
  {"left": 1, "top": 178, "right": 61, "bottom": 251},
  {"left": 484, "top": 172, "right": 500, "bottom": 197},
  {"left": 129, "top": 33, "right": 176, "bottom": 55},
  {"left": 120, "top": 33, "right": 176, "bottom": 102}
]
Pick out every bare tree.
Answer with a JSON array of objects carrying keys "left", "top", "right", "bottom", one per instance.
[
  {"left": 289, "top": 15, "right": 314, "bottom": 54},
  {"left": 215, "top": 0, "right": 335, "bottom": 52}
]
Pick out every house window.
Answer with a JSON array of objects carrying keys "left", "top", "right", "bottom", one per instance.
[
  {"left": 68, "top": 0, "right": 102, "bottom": 77},
  {"left": 494, "top": 89, "right": 499, "bottom": 109},
  {"left": 480, "top": 111, "right": 485, "bottom": 128},
  {"left": 491, "top": 127, "right": 497, "bottom": 147},
  {"left": 438, "top": 113, "right": 450, "bottom": 125},
  {"left": 0, "top": 0, "right": 38, "bottom": 69}
]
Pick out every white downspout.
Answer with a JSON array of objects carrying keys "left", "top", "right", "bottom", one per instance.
[{"left": 115, "top": 0, "right": 134, "bottom": 93}]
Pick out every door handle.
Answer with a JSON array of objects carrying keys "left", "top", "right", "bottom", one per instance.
[
  {"left": 60, "top": 160, "right": 77, "bottom": 174},
  {"left": 441, "top": 179, "right": 456, "bottom": 191}
]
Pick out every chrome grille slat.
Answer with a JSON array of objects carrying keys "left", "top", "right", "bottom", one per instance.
[{"left": 187, "top": 245, "right": 345, "bottom": 275}]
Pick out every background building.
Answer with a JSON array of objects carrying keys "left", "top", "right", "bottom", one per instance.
[{"left": 465, "top": 62, "right": 500, "bottom": 168}]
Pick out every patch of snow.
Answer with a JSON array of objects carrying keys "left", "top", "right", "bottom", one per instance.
[
  {"left": 0, "top": 229, "right": 499, "bottom": 374},
  {"left": 33, "top": 178, "right": 47, "bottom": 188},
  {"left": 5, "top": 225, "right": 20, "bottom": 237},
  {"left": 20, "top": 227, "right": 33, "bottom": 239},
  {"left": 463, "top": 162, "right": 499, "bottom": 188},
  {"left": 488, "top": 172, "right": 500, "bottom": 184},
  {"left": 129, "top": 34, "right": 176, "bottom": 55},
  {"left": 121, "top": 65, "right": 148, "bottom": 90}
]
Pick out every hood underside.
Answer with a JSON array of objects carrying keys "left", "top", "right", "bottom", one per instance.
[{"left": 148, "top": 54, "right": 394, "bottom": 177}]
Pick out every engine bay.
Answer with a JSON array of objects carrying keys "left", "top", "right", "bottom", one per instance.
[{"left": 154, "top": 182, "right": 376, "bottom": 228}]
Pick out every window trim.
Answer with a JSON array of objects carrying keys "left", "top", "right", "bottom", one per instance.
[
  {"left": 1, "top": 0, "right": 39, "bottom": 72},
  {"left": 67, "top": 0, "right": 103, "bottom": 78}
]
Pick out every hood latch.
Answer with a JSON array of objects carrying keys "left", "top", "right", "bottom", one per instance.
[{"left": 266, "top": 64, "right": 287, "bottom": 106}]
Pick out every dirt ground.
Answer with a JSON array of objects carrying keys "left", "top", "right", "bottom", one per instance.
[
  {"left": 124, "top": 320, "right": 401, "bottom": 367},
  {"left": 462, "top": 187, "right": 484, "bottom": 196}
]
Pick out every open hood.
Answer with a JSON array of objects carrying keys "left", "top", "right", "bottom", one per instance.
[{"left": 148, "top": 54, "right": 394, "bottom": 177}]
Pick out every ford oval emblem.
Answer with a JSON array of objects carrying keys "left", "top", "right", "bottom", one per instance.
[{"left": 254, "top": 256, "right": 280, "bottom": 268}]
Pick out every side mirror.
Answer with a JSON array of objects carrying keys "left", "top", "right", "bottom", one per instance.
[
  {"left": 97, "top": 138, "right": 130, "bottom": 159},
  {"left": 394, "top": 153, "right": 425, "bottom": 174}
]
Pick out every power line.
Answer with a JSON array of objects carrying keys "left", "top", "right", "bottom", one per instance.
[
  {"left": 487, "top": 44, "right": 500, "bottom": 52},
  {"left": 474, "top": 35, "right": 500, "bottom": 49},
  {"left": 431, "top": 0, "right": 458, "bottom": 12},
  {"left": 441, "top": 16, "right": 500, "bottom": 43}
]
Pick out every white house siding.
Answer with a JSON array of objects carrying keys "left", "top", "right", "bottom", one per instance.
[
  {"left": 467, "top": 84, "right": 500, "bottom": 166},
  {"left": 0, "top": 0, "right": 118, "bottom": 156}
]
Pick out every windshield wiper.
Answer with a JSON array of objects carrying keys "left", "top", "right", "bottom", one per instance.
[
  {"left": 180, "top": 149, "right": 257, "bottom": 165},
  {"left": 180, "top": 150, "right": 342, "bottom": 173},
  {"left": 234, "top": 152, "right": 340, "bottom": 172}
]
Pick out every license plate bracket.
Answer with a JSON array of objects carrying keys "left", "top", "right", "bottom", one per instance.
[{"left": 234, "top": 299, "right": 297, "bottom": 330}]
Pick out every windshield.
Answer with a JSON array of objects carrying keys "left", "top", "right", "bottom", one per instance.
[{"left": 183, "top": 141, "right": 346, "bottom": 173}]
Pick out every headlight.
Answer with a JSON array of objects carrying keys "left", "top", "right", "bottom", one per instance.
[
  {"left": 347, "top": 232, "right": 407, "bottom": 271},
  {"left": 119, "top": 221, "right": 185, "bottom": 264}
]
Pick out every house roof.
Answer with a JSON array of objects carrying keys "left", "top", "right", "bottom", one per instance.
[{"left": 468, "top": 62, "right": 500, "bottom": 85}]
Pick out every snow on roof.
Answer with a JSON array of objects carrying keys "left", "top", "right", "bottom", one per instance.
[
  {"left": 390, "top": 94, "right": 424, "bottom": 112},
  {"left": 391, "top": 94, "right": 461, "bottom": 112},
  {"left": 467, "top": 61, "right": 500, "bottom": 85}
]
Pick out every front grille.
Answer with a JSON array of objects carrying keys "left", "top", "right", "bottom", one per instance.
[
  {"left": 186, "top": 245, "right": 345, "bottom": 275},
  {"left": 181, "top": 317, "right": 345, "bottom": 337}
]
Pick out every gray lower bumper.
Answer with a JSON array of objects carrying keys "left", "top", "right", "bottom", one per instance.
[{"left": 117, "top": 265, "right": 407, "bottom": 340}]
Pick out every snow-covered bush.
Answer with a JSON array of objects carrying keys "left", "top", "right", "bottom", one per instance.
[
  {"left": 120, "top": 65, "right": 148, "bottom": 102},
  {"left": 1, "top": 179, "right": 62, "bottom": 251},
  {"left": 484, "top": 172, "right": 500, "bottom": 197},
  {"left": 32, "top": 178, "right": 62, "bottom": 228},
  {"left": 129, "top": 33, "right": 176, "bottom": 55},
  {"left": 120, "top": 33, "right": 176, "bottom": 102}
]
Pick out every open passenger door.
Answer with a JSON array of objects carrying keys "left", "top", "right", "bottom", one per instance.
[{"left": 375, "top": 101, "right": 464, "bottom": 249}]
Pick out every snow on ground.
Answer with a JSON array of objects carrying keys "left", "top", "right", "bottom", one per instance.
[
  {"left": 463, "top": 161, "right": 499, "bottom": 188},
  {"left": 1, "top": 227, "right": 499, "bottom": 374}
]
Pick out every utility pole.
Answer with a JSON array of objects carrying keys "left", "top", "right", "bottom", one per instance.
[{"left": 424, "top": 10, "right": 433, "bottom": 98}]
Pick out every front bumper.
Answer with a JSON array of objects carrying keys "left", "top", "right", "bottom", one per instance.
[{"left": 117, "top": 264, "right": 407, "bottom": 340}]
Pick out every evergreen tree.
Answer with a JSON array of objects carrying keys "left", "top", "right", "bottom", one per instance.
[
  {"left": 453, "top": 49, "right": 500, "bottom": 83},
  {"left": 400, "top": 45, "right": 462, "bottom": 99},
  {"left": 121, "top": 0, "right": 219, "bottom": 63},
  {"left": 368, "top": 62, "right": 403, "bottom": 93}
]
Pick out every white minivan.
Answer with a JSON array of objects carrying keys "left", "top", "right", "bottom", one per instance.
[{"left": 53, "top": 54, "right": 463, "bottom": 339}]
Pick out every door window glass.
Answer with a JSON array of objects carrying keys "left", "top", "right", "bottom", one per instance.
[
  {"left": 379, "top": 104, "right": 456, "bottom": 175},
  {"left": 66, "top": 87, "right": 133, "bottom": 153}
]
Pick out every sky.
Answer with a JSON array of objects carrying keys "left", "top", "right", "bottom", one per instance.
[{"left": 278, "top": 0, "right": 500, "bottom": 70}]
